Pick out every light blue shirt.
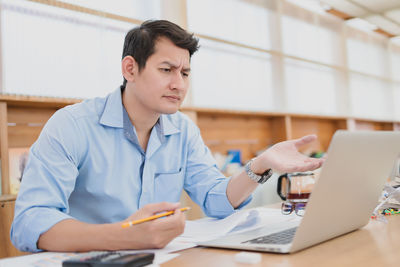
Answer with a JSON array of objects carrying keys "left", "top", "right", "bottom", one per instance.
[{"left": 11, "top": 88, "right": 251, "bottom": 252}]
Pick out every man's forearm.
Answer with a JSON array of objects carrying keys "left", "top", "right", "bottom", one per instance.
[
  {"left": 226, "top": 156, "right": 270, "bottom": 208},
  {"left": 37, "top": 203, "right": 186, "bottom": 252},
  {"left": 37, "top": 219, "right": 123, "bottom": 252},
  {"left": 226, "top": 170, "right": 258, "bottom": 208}
]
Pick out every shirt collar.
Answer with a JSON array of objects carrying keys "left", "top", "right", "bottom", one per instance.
[
  {"left": 99, "top": 87, "right": 124, "bottom": 128},
  {"left": 159, "top": 114, "right": 180, "bottom": 136},
  {"left": 99, "top": 87, "right": 180, "bottom": 136}
]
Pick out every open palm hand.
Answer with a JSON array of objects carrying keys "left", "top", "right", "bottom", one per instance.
[{"left": 256, "top": 135, "right": 324, "bottom": 174}]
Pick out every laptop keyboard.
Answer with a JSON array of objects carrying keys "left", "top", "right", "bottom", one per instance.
[{"left": 242, "top": 227, "right": 297, "bottom": 245}]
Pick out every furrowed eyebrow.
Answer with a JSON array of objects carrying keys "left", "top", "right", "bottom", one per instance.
[{"left": 160, "top": 61, "right": 191, "bottom": 72}]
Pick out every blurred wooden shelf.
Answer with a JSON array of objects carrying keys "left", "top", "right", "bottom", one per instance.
[
  {"left": 0, "top": 95, "right": 82, "bottom": 196},
  {"left": 1, "top": 95, "right": 399, "bottom": 196},
  {"left": 181, "top": 107, "right": 400, "bottom": 162}
]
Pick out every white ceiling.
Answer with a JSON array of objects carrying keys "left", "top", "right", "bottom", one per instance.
[{"left": 319, "top": 0, "right": 400, "bottom": 37}]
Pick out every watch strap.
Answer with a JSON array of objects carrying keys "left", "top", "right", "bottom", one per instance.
[{"left": 245, "top": 158, "right": 273, "bottom": 184}]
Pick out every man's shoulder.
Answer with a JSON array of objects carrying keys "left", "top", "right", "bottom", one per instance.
[
  {"left": 39, "top": 96, "right": 105, "bottom": 137},
  {"left": 62, "top": 95, "right": 106, "bottom": 121}
]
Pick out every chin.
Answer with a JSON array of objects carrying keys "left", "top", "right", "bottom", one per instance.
[
  {"left": 158, "top": 105, "right": 180, "bottom": 114},
  {"left": 162, "top": 109, "right": 179, "bottom": 114}
]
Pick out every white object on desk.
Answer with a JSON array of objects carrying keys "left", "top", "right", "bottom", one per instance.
[
  {"left": 234, "top": 252, "right": 261, "bottom": 264},
  {"left": 178, "top": 207, "right": 300, "bottom": 243}
]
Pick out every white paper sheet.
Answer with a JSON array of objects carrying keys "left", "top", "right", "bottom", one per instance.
[
  {"left": 177, "top": 207, "right": 302, "bottom": 243},
  {"left": 119, "top": 238, "right": 196, "bottom": 255}
]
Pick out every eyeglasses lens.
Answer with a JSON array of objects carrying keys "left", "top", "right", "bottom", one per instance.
[
  {"left": 281, "top": 202, "right": 293, "bottom": 215},
  {"left": 294, "top": 202, "right": 306, "bottom": 217}
]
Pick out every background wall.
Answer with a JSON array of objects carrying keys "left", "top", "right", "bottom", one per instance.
[{"left": 1, "top": 0, "right": 399, "bottom": 121}]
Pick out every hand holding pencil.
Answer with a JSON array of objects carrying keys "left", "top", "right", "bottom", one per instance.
[
  {"left": 122, "top": 207, "right": 190, "bottom": 228},
  {"left": 118, "top": 202, "right": 187, "bottom": 249}
]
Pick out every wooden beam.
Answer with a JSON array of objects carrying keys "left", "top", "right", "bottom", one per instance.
[
  {"left": 374, "top": 28, "right": 396, "bottom": 38},
  {"left": 0, "top": 94, "right": 81, "bottom": 109},
  {"left": 326, "top": 8, "right": 354, "bottom": 20}
]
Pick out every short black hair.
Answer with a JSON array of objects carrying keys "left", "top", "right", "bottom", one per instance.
[{"left": 121, "top": 20, "right": 199, "bottom": 88}]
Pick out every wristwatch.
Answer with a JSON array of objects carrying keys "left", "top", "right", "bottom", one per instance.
[{"left": 245, "top": 158, "right": 273, "bottom": 184}]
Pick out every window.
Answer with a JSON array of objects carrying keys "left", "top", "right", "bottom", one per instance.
[
  {"left": 347, "top": 29, "right": 389, "bottom": 78},
  {"left": 285, "top": 59, "right": 337, "bottom": 115},
  {"left": 187, "top": 0, "right": 273, "bottom": 50},
  {"left": 0, "top": 0, "right": 160, "bottom": 98},
  {"left": 349, "top": 74, "right": 393, "bottom": 120},
  {"left": 191, "top": 39, "right": 274, "bottom": 111},
  {"left": 282, "top": 5, "right": 342, "bottom": 66}
]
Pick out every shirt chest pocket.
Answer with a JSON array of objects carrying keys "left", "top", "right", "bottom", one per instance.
[
  {"left": 154, "top": 167, "right": 184, "bottom": 202},
  {"left": 155, "top": 166, "right": 182, "bottom": 177}
]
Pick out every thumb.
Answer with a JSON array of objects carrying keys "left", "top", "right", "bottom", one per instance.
[{"left": 294, "top": 134, "right": 317, "bottom": 148}]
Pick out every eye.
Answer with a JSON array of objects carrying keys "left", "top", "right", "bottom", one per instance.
[
  {"left": 181, "top": 72, "right": 189, "bottom": 77},
  {"left": 160, "top": 68, "right": 171, "bottom": 73}
]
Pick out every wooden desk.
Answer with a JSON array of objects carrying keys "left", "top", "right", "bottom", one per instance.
[
  {"left": 164, "top": 214, "right": 400, "bottom": 267},
  {"left": 0, "top": 206, "right": 398, "bottom": 266}
]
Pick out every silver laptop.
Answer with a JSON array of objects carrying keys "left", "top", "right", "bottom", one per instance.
[{"left": 199, "top": 130, "right": 400, "bottom": 253}]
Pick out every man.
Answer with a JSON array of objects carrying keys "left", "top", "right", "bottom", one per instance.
[{"left": 11, "top": 20, "right": 324, "bottom": 252}]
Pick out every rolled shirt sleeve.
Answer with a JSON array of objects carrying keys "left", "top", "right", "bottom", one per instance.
[
  {"left": 10, "top": 109, "right": 83, "bottom": 252},
  {"left": 184, "top": 123, "right": 252, "bottom": 219}
]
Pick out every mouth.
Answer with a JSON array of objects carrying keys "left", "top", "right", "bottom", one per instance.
[{"left": 164, "top": 95, "right": 181, "bottom": 102}]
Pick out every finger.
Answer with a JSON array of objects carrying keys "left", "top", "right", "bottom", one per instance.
[
  {"left": 143, "top": 202, "right": 180, "bottom": 215},
  {"left": 300, "top": 159, "right": 324, "bottom": 172},
  {"left": 140, "top": 218, "right": 184, "bottom": 249},
  {"left": 173, "top": 207, "right": 182, "bottom": 216},
  {"left": 153, "top": 209, "right": 185, "bottom": 231},
  {"left": 304, "top": 157, "right": 325, "bottom": 164},
  {"left": 286, "top": 158, "right": 324, "bottom": 173},
  {"left": 294, "top": 134, "right": 317, "bottom": 148}
]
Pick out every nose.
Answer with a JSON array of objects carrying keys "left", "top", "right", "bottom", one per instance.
[{"left": 170, "top": 71, "right": 186, "bottom": 91}]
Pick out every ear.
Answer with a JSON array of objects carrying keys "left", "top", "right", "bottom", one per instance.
[{"left": 121, "top": 56, "right": 137, "bottom": 83}]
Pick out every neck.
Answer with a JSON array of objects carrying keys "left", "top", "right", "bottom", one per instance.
[{"left": 122, "top": 86, "right": 159, "bottom": 135}]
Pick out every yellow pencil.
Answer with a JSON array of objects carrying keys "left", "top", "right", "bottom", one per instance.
[{"left": 122, "top": 207, "right": 191, "bottom": 228}]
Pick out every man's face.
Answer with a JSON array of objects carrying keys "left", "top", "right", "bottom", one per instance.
[{"left": 131, "top": 37, "right": 191, "bottom": 115}]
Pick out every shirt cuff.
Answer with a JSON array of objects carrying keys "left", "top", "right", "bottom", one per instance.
[
  {"left": 12, "top": 208, "right": 73, "bottom": 252},
  {"left": 204, "top": 177, "right": 253, "bottom": 219}
]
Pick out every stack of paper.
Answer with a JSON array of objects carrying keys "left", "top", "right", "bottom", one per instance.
[{"left": 177, "top": 207, "right": 301, "bottom": 243}]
